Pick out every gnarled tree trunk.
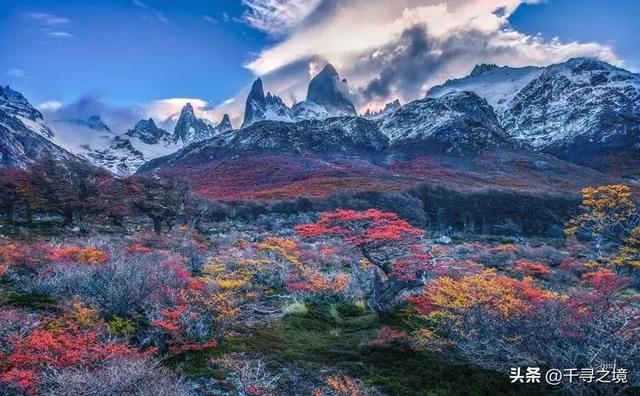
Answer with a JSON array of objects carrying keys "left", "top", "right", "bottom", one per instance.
[{"left": 369, "top": 270, "right": 421, "bottom": 317}]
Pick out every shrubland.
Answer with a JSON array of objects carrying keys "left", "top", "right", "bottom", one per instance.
[{"left": 0, "top": 159, "right": 638, "bottom": 395}]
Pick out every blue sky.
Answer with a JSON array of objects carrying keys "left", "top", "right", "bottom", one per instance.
[{"left": 1, "top": 0, "right": 638, "bottom": 127}]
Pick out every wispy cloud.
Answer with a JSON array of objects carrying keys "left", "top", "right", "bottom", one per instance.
[
  {"left": 26, "top": 11, "right": 74, "bottom": 40},
  {"left": 133, "top": 0, "right": 169, "bottom": 24},
  {"left": 7, "top": 69, "right": 25, "bottom": 78},
  {"left": 26, "top": 12, "right": 70, "bottom": 27},
  {"left": 47, "top": 31, "right": 74, "bottom": 39},
  {"left": 241, "top": 0, "right": 323, "bottom": 35},
  {"left": 202, "top": 15, "right": 218, "bottom": 25}
]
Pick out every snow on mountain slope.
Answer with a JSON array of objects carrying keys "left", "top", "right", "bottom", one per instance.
[
  {"left": 49, "top": 117, "right": 182, "bottom": 175},
  {"left": 0, "top": 86, "right": 76, "bottom": 168},
  {"left": 1, "top": 86, "right": 54, "bottom": 139},
  {"left": 502, "top": 58, "right": 640, "bottom": 157},
  {"left": 426, "top": 64, "right": 543, "bottom": 115},
  {"left": 426, "top": 58, "right": 640, "bottom": 162},
  {"left": 379, "top": 91, "right": 506, "bottom": 155}
]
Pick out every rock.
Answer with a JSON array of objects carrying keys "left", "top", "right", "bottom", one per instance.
[{"left": 435, "top": 236, "right": 452, "bottom": 245}]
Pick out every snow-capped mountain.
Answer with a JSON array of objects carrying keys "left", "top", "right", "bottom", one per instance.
[
  {"left": 503, "top": 58, "right": 640, "bottom": 159},
  {"left": 427, "top": 64, "right": 543, "bottom": 115},
  {"left": 426, "top": 58, "right": 640, "bottom": 160},
  {"left": 380, "top": 91, "right": 506, "bottom": 154},
  {"left": 140, "top": 91, "right": 507, "bottom": 173},
  {"left": 0, "top": 86, "right": 76, "bottom": 168},
  {"left": 173, "top": 103, "right": 233, "bottom": 145},
  {"left": 241, "top": 79, "right": 292, "bottom": 128},
  {"left": 5, "top": 57, "right": 638, "bottom": 177},
  {"left": 240, "top": 63, "right": 358, "bottom": 128},
  {"left": 126, "top": 118, "right": 171, "bottom": 145}
]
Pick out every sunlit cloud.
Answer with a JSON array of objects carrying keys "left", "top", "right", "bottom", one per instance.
[
  {"left": 235, "top": 0, "right": 621, "bottom": 112},
  {"left": 37, "top": 100, "right": 64, "bottom": 111}
]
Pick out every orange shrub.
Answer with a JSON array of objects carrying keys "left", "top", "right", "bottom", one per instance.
[{"left": 514, "top": 259, "right": 552, "bottom": 276}]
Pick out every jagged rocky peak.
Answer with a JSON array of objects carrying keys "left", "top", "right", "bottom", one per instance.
[
  {"left": 242, "top": 78, "right": 267, "bottom": 128},
  {"left": 364, "top": 99, "right": 402, "bottom": 118},
  {"left": 305, "top": 63, "right": 356, "bottom": 115},
  {"left": 126, "top": 117, "right": 170, "bottom": 144},
  {"left": 242, "top": 79, "right": 293, "bottom": 128},
  {"left": 217, "top": 114, "right": 233, "bottom": 132},
  {"left": 173, "top": 102, "right": 230, "bottom": 145},
  {"left": 470, "top": 63, "right": 498, "bottom": 76}
]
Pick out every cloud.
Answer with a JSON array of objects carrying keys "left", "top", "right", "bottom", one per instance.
[
  {"left": 37, "top": 100, "right": 64, "bottom": 111},
  {"left": 7, "top": 69, "right": 25, "bottom": 78},
  {"left": 26, "top": 11, "right": 74, "bottom": 40},
  {"left": 40, "top": 95, "right": 141, "bottom": 134},
  {"left": 26, "top": 12, "right": 70, "bottom": 26},
  {"left": 241, "top": 0, "right": 323, "bottom": 35},
  {"left": 47, "top": 31, "right": 74, "bottom": 39},
  {"left": 133, "top": 0, "right": 168, "bottom": 24},
  {"left": 202, "top": 15, "right": 218, "bottom": 24},
  {"left": 237, "top": 0, "right": 621, "bottom": 112}
]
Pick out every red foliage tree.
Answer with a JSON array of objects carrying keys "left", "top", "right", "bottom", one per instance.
[{"left": 296, "top": 209, "right": 428, "bottom": 316}]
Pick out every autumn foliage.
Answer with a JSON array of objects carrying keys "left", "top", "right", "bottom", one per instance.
[
  {"left": 296, "top": 209, "right": 429, "bottom": 315},
  {"left": 0, "top": 325, "right": 139, "bottom": 393}
]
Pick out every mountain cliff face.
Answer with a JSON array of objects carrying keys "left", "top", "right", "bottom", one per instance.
[
  {"left": 299, "top": 64, "right": 357, "bottom": 116},
  {"left": 0, "top": 86, "right": 75, "bottom": 168},
  {"left": 241, "top": 79, "right": 292, "bottom": 128}
]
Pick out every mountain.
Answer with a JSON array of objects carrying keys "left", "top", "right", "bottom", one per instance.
[
  {"left": 61, "top": 115, "right": 111, "bottom": 131},
  {"left": 503, "top": 58, "right": 640, "bottom": 160},
  {"left": 427, "top": 64, "right": 543, "bottom": 115},
  {"left": 241, "top": 78, "right": 293, "bottom": 128},
  {"left": 126, "top": 118, "right": 171, "bottom": 145},
  {"left": 217, "top": 114, "right": 233, "bottom": 133},
  {"left": 140, "top": 91, "right": 507, "bottom": 173},
  {"left": 240, "top": 63, "right": 358, "bottom": 128},
  {"left": 380, "top": 91, "right": 506, "bottom": 155},
  {"left": 426, "top": 58, "right": 640, "bottom": 165},
  {"left": 174, "top": 103, "right": 233, "bottom": 145},
  {"left": 0, "top": 85, "right": 76, "bottom": 168},
  {"left": 297, "top": 64, "right": 357, "bottom": 116}
]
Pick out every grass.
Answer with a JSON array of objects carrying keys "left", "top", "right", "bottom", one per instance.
[
  {"left": 172, "top": 302, "right": 555, "bottom": 396},
  {"left": 0, "top": 281, "right": 57, "bottom": 310}
]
